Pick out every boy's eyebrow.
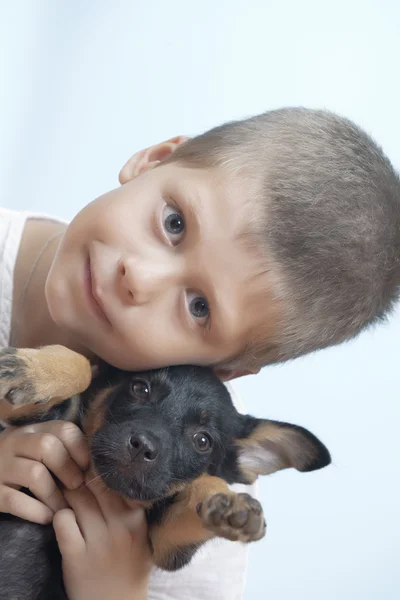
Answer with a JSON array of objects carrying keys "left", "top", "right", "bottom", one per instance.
[
  {"left": 205, "top": 279, "right": 238, "bottom": 347},
  {"left": 180, "top": 189, "right": 201, "bottom": 236},
  {"left": 172, "top": 174, "right": 215, "bottom": 238}
]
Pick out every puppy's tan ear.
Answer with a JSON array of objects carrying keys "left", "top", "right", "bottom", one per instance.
[{"left": 235, "top": 418, "right": 331, "bottom": 484}]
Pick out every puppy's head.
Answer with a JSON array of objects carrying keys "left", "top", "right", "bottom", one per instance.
[{"left": 85, "top": 365, "right": 331, "bottom": 502}]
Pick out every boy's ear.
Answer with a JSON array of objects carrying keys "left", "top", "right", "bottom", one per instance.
[
  {"left": 234, "top": 417, "right": 331, "bottom": 484},
  {"left": 119, "top": 135, "right": 189, "bottom": 184}
]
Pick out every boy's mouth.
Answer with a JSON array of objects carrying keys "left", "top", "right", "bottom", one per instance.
[{"left": 84, "top": 256, "right": 112, "bottom": 326}]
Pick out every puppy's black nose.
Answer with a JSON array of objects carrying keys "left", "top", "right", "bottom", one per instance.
[{"left": 128, "top": 433, "right": 159, "bottom": 462}]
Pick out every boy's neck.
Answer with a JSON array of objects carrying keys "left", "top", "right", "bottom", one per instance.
[{"left": 11, "top": 218, "right": 95, "bottom": 361}]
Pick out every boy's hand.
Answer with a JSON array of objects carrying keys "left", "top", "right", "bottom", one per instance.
[
  {"left": 0, "top": 421, "right": 88, "bottom": 524},
  {"left": 54, "top": 479, "right": 151, "bottom": 600}
]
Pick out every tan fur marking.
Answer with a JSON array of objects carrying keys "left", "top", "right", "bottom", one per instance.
[
  {"left": 83, "top": 388, "right": 114, "bottom": 439},
  {"left": 150, "top": 475, "right": 231, "bottom": 567},
  {"left": 17, "top": 346, "right": 91, "bottom": 399},
  {"left": 0, "top": 346, "right": 92, "bottom": 422},
  {"left": 164, "top": 481, "right": 188, "bottom": 497}
]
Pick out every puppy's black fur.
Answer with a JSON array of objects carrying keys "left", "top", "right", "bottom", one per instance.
[{"left": 0, "top": 363, "right": 331, "bottom": 600}]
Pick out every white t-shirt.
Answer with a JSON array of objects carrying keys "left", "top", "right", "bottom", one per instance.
[{"left": 0, "top": 207, "right": 255, "bottom": 600}]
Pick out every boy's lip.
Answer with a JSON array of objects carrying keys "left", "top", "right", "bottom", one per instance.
[{"left": 84, "top": 256, "right": 112, "bottom": 326}]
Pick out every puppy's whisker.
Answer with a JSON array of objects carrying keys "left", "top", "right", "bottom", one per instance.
[{"left": 84, "top": 473, "right": 104, "bottom": 486}]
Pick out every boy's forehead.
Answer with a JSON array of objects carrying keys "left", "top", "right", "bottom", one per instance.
[{"left": 162, "top": 163, "right": 261, "bottom": 238}]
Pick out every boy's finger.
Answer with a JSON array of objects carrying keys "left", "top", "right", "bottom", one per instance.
[
  {"left": 64, "top": 486, "right": 106, "bottom": 542},
  {"left": 0, "top": 485, "right": 53, "bottom": 524},
  {"left": 85, "top": 478, "right": 127, "bottom": 522},
  {"left": 123, "top": 504, "right": 148, "bottom": 534},
  {"left": 21, "top": 421, "right": 89, "bottom": 471},
  {"left": 95, "top": 488, "right": 148, "bottom": 535},
  {"left": 6, "top": 457, "right": 68, "bottom": 513},
  {"left": 15, "top": 434, "right": 84, "bottom": 491},
  {"left": 85, "top": 477, "right": 147, "bottom": 532},
  {"left": 53, "top": 508, "right": 85, "bottom": 557}
]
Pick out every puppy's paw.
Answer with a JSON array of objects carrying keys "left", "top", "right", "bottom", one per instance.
[
  {"left": 0, "top": 348, "right": 42, "bottom": 408},
  {"left": 197, "top": 492, "right": 266, "bottom": 543}
]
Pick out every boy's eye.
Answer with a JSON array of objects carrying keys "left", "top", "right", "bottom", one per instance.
[
  {"left": 187, "top": 292, "right": 209, "bottom": 322},
  {"left": 163, "top": 205, "right": 185, "bottom": 244}
]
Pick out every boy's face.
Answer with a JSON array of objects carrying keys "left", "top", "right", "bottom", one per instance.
[{"left": 45, "top": 140, "right": 277, "bottom": 377}]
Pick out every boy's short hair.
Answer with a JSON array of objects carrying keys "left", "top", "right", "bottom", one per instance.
[{"left": 167, "top": 108, "right": 400, "bottom": 366}]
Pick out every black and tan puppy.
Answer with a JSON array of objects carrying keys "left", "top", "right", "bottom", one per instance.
[{"left": 0, "top": 345, "right": 331, "bottom": 600}]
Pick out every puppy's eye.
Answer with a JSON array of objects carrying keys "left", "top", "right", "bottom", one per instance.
[
  {"left": 131, "top": 379, "right": 150, "bottom": 400},
  {"left": 192, "top": 432, "right": 212, "bottom": 453}
]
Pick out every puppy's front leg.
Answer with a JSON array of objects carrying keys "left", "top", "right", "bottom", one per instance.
[
  {"left": 0, "top": 345, "right": 92, "bottom": 422},
  {"left": 148, "top": 475, "right": 266, "bottom": 571}
]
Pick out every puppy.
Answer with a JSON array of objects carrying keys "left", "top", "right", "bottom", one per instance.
[{"left": 0, "top": 346, "right": 331, "bottom": 599}]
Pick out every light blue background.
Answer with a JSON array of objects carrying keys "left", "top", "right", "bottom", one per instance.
[{"left": 1, "top": 2, "right": 399, "bottom": 599}]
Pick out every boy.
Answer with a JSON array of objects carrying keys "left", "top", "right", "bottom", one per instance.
[{"left": 1, "top": 107, "right": 399, "bottom": 599}]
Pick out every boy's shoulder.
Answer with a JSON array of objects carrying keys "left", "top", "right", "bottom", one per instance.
[{"left": 0, "top": 208, "right": 66, "bottom": 348}]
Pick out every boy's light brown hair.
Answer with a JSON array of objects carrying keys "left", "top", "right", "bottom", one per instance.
[{"left": 167, "top": 108, "right": 400, "bottom": 367}]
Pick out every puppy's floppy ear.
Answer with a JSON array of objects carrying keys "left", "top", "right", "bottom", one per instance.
[{"left": 235, "top": 416, "right": 331, "bottom": 484}]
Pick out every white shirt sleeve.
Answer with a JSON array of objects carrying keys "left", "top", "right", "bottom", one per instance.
[{"left": 0, "top": 208, "right": 28, "bottom": 347}]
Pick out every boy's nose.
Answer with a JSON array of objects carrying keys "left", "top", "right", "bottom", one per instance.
[{"left": 118, "top": 256, "right": 177, "bottom": 305}]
